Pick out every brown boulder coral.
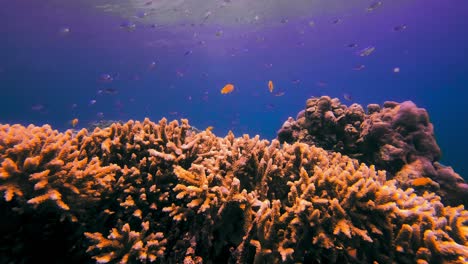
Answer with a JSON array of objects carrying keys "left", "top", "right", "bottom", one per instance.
[
  {"left": 277, "top": 96, "right": 468, "bottom": 206},
  {"left": 0, "top": 118, "right": 467, "bottom": 263}
]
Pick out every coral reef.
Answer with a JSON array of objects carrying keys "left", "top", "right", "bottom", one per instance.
[
  {"left": 277, "top": 96, "right": 468, "bottom": 206},
  {"left": 0, "top": 118, "right": 467, "bottom": 263}
]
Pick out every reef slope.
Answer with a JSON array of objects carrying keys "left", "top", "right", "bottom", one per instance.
[{"left": 0, "top": 117, "right": 467, "bottom": 263}]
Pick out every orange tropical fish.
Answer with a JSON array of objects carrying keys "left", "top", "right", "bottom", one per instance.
[
  {"left": 71, "top": 118, "right": 79, "bottom": 128},
  {"left": 268, "top": 80, "right": 274, "bottom": 92},
  {"left": 412, "top": 177, "right": 433, "bottom": 187},
  {"left": 221, "top": 83, "right": 234, "bottom": 94},
  {"left": 205, "top": 126, "right": 214, "bottom": 132}
]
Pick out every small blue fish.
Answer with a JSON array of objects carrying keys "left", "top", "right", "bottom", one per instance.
[
  {"left": 98, "top": 73, "right": 113, "bottom": 82},
  {"left": 316, "top": 81, "right": 328, "bottom": 87},
  {"left": 366, "top": 1, "right": 382, "bottom": 12},
  {"left": 202, "top": 11, "right": 212, "bottom": 23},
  {"left": 120, "top": 21, "right": 136, "bottom": 31},
  {"left": 184, "top": 50, "right": 193, "bottom": 56},
  {"left": 136, "top": 11, "right": 148, "bottom": 18},
  {"left": 343, "top": 93, "right": 352, "bottom": 101},
  {"left": 357, "top": 46, "right": 375, "bottom": 57},
  {"left": 31, "top": 104, "right": 45, "bottom": 111},
  {"left": 331, "top": 18, "right": 342, "bottom": 24},
  {"left": 393, "top": 24, "right": 407, "bottom": 32},
  {"left": 148, "top": 61, "right": 156, "bottom": 70},
  {"left": 353, "top": 64, "right": 365, "bottom": 71},
  {"left": 59, "top": 27, "right": 71, "bottom": 35},
  {"left": 98, "top": 88, "right": 118, "bottom": 95}
]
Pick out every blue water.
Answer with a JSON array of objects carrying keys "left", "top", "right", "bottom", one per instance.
[{"left": 1, "top": 0, "right": 467, "bottom": 178}]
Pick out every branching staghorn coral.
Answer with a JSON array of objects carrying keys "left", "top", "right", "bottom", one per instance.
[
  {"left": 0, "top": 118, "right": 467, "bottom": 263},
  {"left": 0, "top": 124, "right": 119, "bottom": 221},
  {"left": 85, "top": 221, "right": 167, "bottom": 263}
]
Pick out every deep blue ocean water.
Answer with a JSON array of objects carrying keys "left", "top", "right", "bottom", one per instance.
[{"left": 1, "top": 0, "right": 467, "bottom": 178}]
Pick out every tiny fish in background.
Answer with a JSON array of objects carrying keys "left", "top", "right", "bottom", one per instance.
[
  {"left": 176, "top": 70, "right": 184, "bottom": 77},
  {"left": 71, "top": 118, "right": 79, "bottom": 128},
  {"left": 215, "top": 30, "right": 223, "bottom": 37},
  {"left": 393, "top": 67, "right": 401, "bottom": 73},
  {"left": 148, "top": 61, "right": 156, "bottom": 70},
  {"left": 131, "top": 74, "right": 140, "bottom": 81},
  {"left": 346, "top": 43, "right": 358, "bottom": 48},
  {"left": 221, "top": 83, "right": 234, "bottom": 94},
  {"left": 357, "top": 46, "right": 375, "bottom": 56},
  {"left": 135, "top": 11, "right": 148, "bottom": 18},
  {"left": 331, "top": 18, "right": 342, "bottom": 24},
  {"left": 96, "top": 112, "right": 104, "bottom": 119},
  {"left": 308, "top": 21, "right": 315, "bottom": 27},
  {"left": 366, "top": 1, "right": 382, "bottom": 12},
  {"left": 120, "top": 21, "right": 136, "bottom": 31},
  {"left": 98, "top": 73, "right": 113, "bottom": 82},
  {"left": 201, "top": 90, "right": 209, "bottom": 102},
  {"left": 98, "top": 88, "right": 118, "bottom": 95},
  {"left": 59, "top": 27, "right": 71, "bottom": 35},
  {"left": 184, "top": 50, "right": 193, "bottom": 56},
  {"left": 268, "top": 80, "right": 274, "bottom": 92},
  {"left": 266, "top": 103, "right": 275, "bottom": 110},
  {"left": 89, "top": 99, "right": 97, "bottom": 105},
  {"left": 274, "top": 91, "right": 285, "bottom": 97},
  {"left": 292, "top": 79, "right": 301, "bottom": 84},
  {"left": 316, "top": 81, "right": 328, "bottom": 87},
  {"left": 31, "top": 104, "right": 45, "bottom": 112},
  {"left": 205, "top": 126, "right": 214, "bottom": 132},
  {"left": 353, "top": 64, "right": 365, "bottom": 71},
  {"left": 343, "top": 93, "right": 352, "bottom": 101},
  {"left": 393, "top": 24, "right": 407, "bottom": 32},
  {"left": 202, "top": 11, "right": 212, "bottom": 23}
]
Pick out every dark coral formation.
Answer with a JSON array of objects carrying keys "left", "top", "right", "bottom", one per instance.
[
  {"left": 277, "top": 96, "right": 468, "bottom": 206},
  {"left": 1, "top": 119, "right": 467, "bottom": 263}
]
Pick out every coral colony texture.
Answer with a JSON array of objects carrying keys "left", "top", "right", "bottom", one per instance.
[
  {"left": 1, "top": 97, "right": 467, "bottom": 263},
  {"left": 278, "top": 96, "right": 468, "bottom": 207}
]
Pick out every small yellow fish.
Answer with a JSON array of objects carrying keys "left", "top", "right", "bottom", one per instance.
[
  {"left": 205, "top": 126, "right": 214, "bottom": 132},
  {"left": 221, "top": 83, "right": 234, "bottom": 94},
  {"left": 268, "top": 80, "right": 274, "bottom": 92},
  {"left": 71, "top": 118, "right": 79, "bottom": 128}
]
